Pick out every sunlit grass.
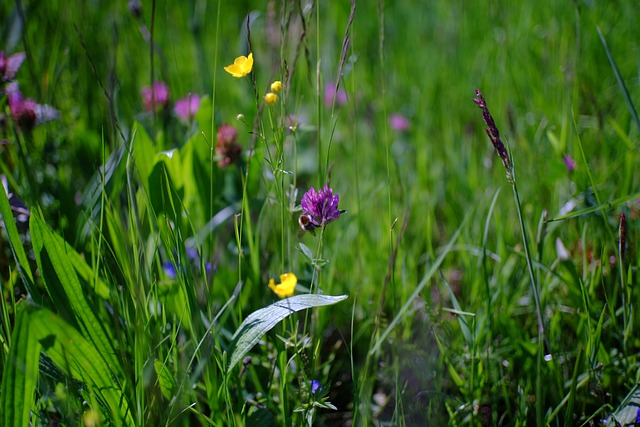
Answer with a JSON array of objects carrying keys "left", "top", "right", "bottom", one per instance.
[{"left": 1, "top": 1, "right": 640, "bottom": 426}]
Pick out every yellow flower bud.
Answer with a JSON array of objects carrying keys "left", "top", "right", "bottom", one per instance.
[
  {"left": 236, "top": 113, "right": 245, "bottom": 121},
  {"left": 264, "top": 92, "right": 278, "bottom": 106},
  {"left": 271, "top": 80, "right": 282, "bottom": 93}
]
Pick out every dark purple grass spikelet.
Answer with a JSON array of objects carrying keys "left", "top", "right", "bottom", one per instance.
[
  {"left": 301, "top": 185, "right": 342, "bottom": 227},
  {"left": 472, "top": 89, "right": 512, "bottom": 177}
]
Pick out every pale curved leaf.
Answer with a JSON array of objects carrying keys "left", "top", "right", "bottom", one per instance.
[{"left": 227, "top": 294, "right": 348, "bottom": 372}]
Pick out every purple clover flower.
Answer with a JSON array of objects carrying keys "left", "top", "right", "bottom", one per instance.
[
  {"left": 301, "top": 185, "right": 342, "bottom": 227},
  {"left": 324, "top": 82, "right": 347, "bottom": 107},
  {"left": 389, "top": 113, "right": 410, "bottom": 132},
  {"left": 0, "top": 51, "right": 26, "bottom": 82},
  {"left": 174, "top": 93, "right": 200, "bottom": 123},
  {"left": 141, "top": 81, "right": 170, "bottom": 112},
  {"left": 562, "top": 154, "right": 577, "bottom": 173},
  {"left": 5, "top": 82, "right": 58, "bottom": 131}
]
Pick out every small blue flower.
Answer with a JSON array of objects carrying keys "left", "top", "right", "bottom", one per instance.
[
  {"left": 163, "top": 261, "right": 177, "bottom": 279},
  {"left": 310, "top": 380, "right": 321, "bottom": 394}
]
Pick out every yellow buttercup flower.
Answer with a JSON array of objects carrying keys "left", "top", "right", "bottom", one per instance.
[
  {"left": 224, "top": 53, "right": 253, "bottom": 78},
  {"left": 271, "top": 80, "right": 282, "bottom": 93},
  {"left": 268, "top": 273, "right": 297, "bottom": 298},
  {"left": 264, "top": 92, "right": 278, "bottom": 106}
]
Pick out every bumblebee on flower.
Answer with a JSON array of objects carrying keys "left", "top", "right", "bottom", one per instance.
[{"left": 298, "top": 186, "right": 345, "bottom": 234}]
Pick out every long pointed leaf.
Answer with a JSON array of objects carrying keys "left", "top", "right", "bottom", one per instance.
[
  {"left": 227, "top": 294, "right": 348, "bottom": 372},
  {"left": 29, "top": 214, "right": 121, "bottom": 376},
  {"left": 1, "top": 304, "right": 41, "bottom": 427},
  {"left": 0, "top": 183, "right": 38, "bottom": 300},
  {"left": 1, "top": 304, "right": 134, "bottom": 426}
]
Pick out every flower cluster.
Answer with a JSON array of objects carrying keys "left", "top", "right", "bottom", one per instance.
[
  {"left": 389, "top": 113, "right": 410, "bottom": 132},
  {"left": 141, "top": 81, "right": 170, "bottom": 112},
  {"left": 324, "top": 82, "right": 347, "bottom": 107},
  {"left": 264, "top": 80, "right": 282, "bottom": 106},
  {"left": 0, "top": 51, "right": 26, "bottom": 82},
  {"left": 215, "top": 124, "right": 242, "bottom": 168},
  {"left": 1, "top": 52, "right": 58, "bottom": 132},
  {"left": 174, "top": 93, "right": 200, "bottom": 123},
  {"left": 139, "top": 80, "right": 202, "bottom": 124},
  {"left": 300, "top": 185, "right": 343, "bottom": 228}
]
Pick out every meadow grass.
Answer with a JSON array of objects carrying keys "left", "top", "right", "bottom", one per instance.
[{"left": 1, "top": 1, "right": 640, "bottom": 426}]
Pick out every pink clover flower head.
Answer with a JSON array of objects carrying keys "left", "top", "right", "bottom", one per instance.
[
  {"left": 0, "top": 51, "right": 26, "bottom": 82},
  {"left": 389, "top": 113, "right": 410, "bottom": 132},
  {"left": 141, "top": 81, "right": 170, "bottom": 112},
  {"left": 6, "top": 82, "right": 58, "bottom": 131},
  {"left": 215, "top": 124, "right": 241, "bottom": 168},
  {"left": 562, "top": 154, "right": 577, "bottom": 173},
  {"left": 301, "top": 185, "right": 342, "bottom": 227},
  {"left": 324, "top": 82, "right": 347, "bottom": 107},
  {"left": 174, "top": 93, "right": 200, "bottom": 123}
]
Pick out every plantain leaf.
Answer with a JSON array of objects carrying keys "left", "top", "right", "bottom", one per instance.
[
  {"left": 227, "top": 294, "right": 348, "bottom": 372},
  {"left": 29, "top": 214, "right": 121, "bottom": 376},
  {"left": 153, "top": 359, "right": 176, "bottom": 401},
  {"left": 1, "top": 304, "right": 41, "bottom": 427},
  {"left": 0, "top": 182, "right": 38, "bottom": 299},
  {"left": 2, "top": 304, "right": 134, "bottom": 426},
  {"left": 605, "top": 385, "right": 640, "bottom": 427}
]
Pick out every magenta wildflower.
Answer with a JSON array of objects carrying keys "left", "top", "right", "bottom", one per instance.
[
  {"left": 141, "top": 81, "right": 170, "bottom": 112},
  {"left": 6, "top": 82, "right": 58, "bottom": 131},
  {"left": 301, "top": 185, "right": 343, "bottom": 227},
  {"left": 562, "top": 154, "right": 577, "bottom": 173},
  {"left": 215, "top": 124, "right": 241, "bottom": 168},
  {"left": 174, "top": 93, "right": 200, "bottom": 123},
  {"left": 324, "top": 82, "right": 347, "bottom": 107},
  {"left": 0, "top": 51, "right": 26, "bottom": 82},
  {"left": 389, "top": 113, "right": 410, "bottom": 132}
]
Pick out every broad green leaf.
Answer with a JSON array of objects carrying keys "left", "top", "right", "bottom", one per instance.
[
  {"left": 1, "top": 304, "right": 40, "bottom": 427},
  {"left": 2, "top": 304, "right": 134, "bottom": 426},
  {"left": 227, "top": 294, "right": 348, "bottom": 372},
  {"left": 128, "top": 124, "right": 156, "bottom": 189},
  {"left": 153, "top": 359, "right": 176, "bottom": 401},
  {"left": 29, "top": 214, "right": 121, "bottom": 376},
  {"left": 605, "top": 385, "right": 640, "bottom": 427},
  {"left": 46, "top": 223, "right": 110, "bottom": 299},
  {"left": 0, "top": 183, "right": 38, "bottom": 299}
]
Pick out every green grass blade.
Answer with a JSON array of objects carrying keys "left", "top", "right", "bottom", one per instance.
[
  {"left": 227, "top": 294, "right": 348, "bottom": 372},
  {"left": 369, "top": 211, "right": 470, "bottom": 355},
  {"left": 563, "top": 346, "right": 584, "bottom": 427},
  {"left": 30, "top": 306, "right": 133, "bottom": 425},
  {"left": 1, "top": 304, "right": 41, "bottom": 427},
  {"left": 29, "top": 213, "right": 121, "bottom": 376},
  {"left": 546, "top": 190, "right": 640, "bottom": 222},
  {"left": 597, "top": 26, "right": 640, "bottom": 135},
  {"left": 0, "top": 182, "right": 38, "bottom": 300}
]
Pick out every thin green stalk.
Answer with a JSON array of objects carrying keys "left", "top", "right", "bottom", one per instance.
[{"left": 510, "top": 176, "right": 545, "bottom": 427}]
